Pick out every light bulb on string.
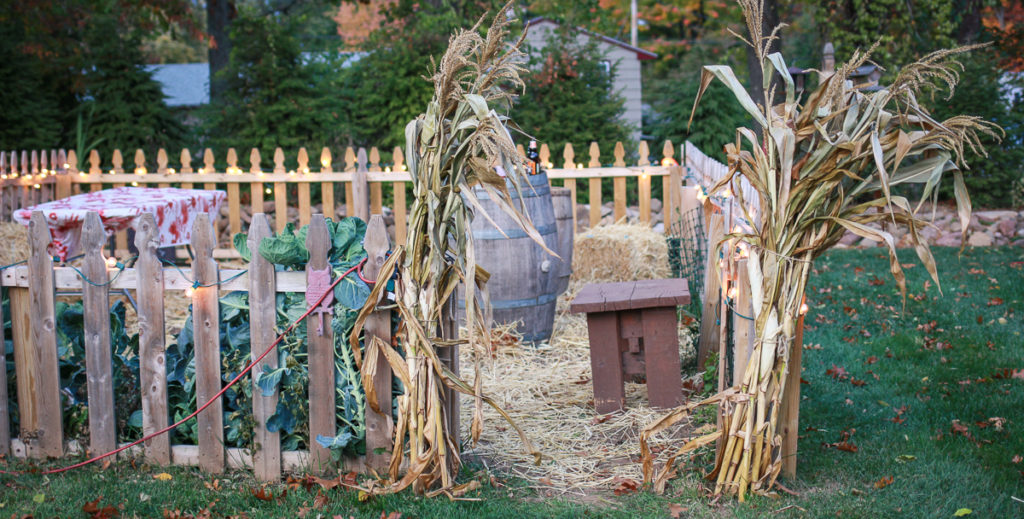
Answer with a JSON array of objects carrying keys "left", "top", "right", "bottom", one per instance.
[
  {"left": 800, "top": 302, "right": 809, "bottom": 315},
  {"left": 105, "top": 256, "right": 118, "bottom": 268}
]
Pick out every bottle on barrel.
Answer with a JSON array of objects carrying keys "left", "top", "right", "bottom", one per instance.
[{"left": 526, "top": 140, "right": 540, "bottom": 175}]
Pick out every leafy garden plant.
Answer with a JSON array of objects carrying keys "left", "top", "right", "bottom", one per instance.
[{"left": 640, "top": 0, "right": 999, "bottom": 501}]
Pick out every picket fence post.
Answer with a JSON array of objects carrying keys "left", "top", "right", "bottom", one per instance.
[
  {"left": 363, "top": 214, "right": 393, "bottom": 471},
  {"left": 82, "top": 212, "right": 117, "bottom": 456},
  {"left": 248, "top": 213, "right": 281, "bottom": 481},
  {"left": 306, "top": 215, "right": 336, "bottom": 473},
  {"left": 135, "top": 213, "right": 171, "bottom": 464},
  {"left": 192, "top": 213, "right": 225, "bottom": 473},
  {"left": 27, "top": 211, "right": 62, "bottom": 458}
]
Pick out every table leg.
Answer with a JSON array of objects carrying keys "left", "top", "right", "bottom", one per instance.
[
  {"left": 586, "top": 312, "right": 625, "bottom": 414},
  {"left": 642, "top": 307, "right": 683, "bottom": 408}
]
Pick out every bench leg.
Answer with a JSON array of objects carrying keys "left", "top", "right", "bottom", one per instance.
[
  {"left": 642, "top": 307, "right": 683, "bottom": 408},
  {"left": 586, "top": 312, "right": 625, "bottom": 414}
]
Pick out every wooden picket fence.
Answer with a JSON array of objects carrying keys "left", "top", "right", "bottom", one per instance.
[
  {"left": 0, "top": 140, "right": 690, "bottom": 255},
  {"left": 0, "top": 210, "right": 431, "bottom": 480}
]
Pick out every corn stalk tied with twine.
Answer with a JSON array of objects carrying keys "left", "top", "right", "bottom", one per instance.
[
  {"left": 640, "top": 0, "right": 1000, "bottom": 501},
  {"left": 350, "top": 4, "right": 548, "bottom": 497}
]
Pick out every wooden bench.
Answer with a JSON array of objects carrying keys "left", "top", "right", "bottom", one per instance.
[{"left": 570, "top": 279, "right": 690, "bottom": 413}]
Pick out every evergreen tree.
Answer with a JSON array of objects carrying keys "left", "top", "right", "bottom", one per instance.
[
  {"left": 646, "top": 73, "right": 748, "bottom": 163},
  {"left": 339, "top": 0, "right": 500, "bottom": 149},
  {"left": 510, "top": 30, "right": 633, "bottom": 162},
  {"left": 81, "top": 14, "right": 186, "bottom": 156},
  {"left": 0, "top": 20, "right": 63, "bottom": 149},
  {"left": 201, "top": 6, "right": 348, "bottom": 159}
]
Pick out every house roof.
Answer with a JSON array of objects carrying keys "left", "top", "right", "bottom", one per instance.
[
  {"left": 144, "top": 63, "right": 209, "bottom": 107},
  {"left": 525, "top": 17, "right": 658, "bottom": 61}
]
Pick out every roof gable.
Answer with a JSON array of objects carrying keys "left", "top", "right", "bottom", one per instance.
[{"left": 525, "top": 17, "right": 658, "bottom": 61}]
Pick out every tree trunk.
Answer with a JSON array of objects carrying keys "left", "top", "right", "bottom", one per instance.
[
  {"left": 745, "top": 0, "right": 781, "bottom": 109},
  {"left": 956, "top": 0, "right": 984, "bottom": 44},
  {"left": 207, "top": 0, "right": 236, "bottom": 104}
]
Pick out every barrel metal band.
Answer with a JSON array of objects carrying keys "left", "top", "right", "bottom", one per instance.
[
  {"left": 473, "top": 222, "right": 558, "bottom": 240},
  {"left": 472, "top": 184, "right": 550, "bottom": 200},
  {"left": 458, "top": 291, "right": 558, "bottom": 310}
]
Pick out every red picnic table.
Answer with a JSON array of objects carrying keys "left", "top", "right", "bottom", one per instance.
[{"left": 13, "top": 187, "right": 226, "bottom": 261}]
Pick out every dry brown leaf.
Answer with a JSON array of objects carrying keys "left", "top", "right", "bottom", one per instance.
[{"left": 873, "top": 476, "right": 894, "bottom": 489}]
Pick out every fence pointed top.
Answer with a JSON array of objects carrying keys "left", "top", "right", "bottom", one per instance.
[
  {"left": 66, "top": 150, "right": 77, "bottom": 173},
  {"left": 249, "top": 148, "right": 261, "bottom": 173},
  {"left": 562, "top": 143, "right": 575, "bottom": 169},
  {"left": 81, "top": 211, "right": 105, "bottom": 250},
  {"left": 589, "top": 142, "right": 601, "bottom": 168},
  {"left": 364, "top": 214, "right": 390, "bottom": 282},
  {"left": 181, "top": 149, "right": 193, "bottom": 173},
  {"left": 1, "top": 152, "right": 7, "bottom": 174},
  {"left": 344, "top": 147, "right": 356, "bottom": 172},
  {"left": 31, "top": 150, "right": 39, "bottom": 173},
  {"left": 638, "top": 141, "right": 650, "bottom": 167},
  {"left": 391, "top": 147, "right": 403, "bottom": 170},
  {"left": 157, "top": 149, "right": 168, "bottom": 174},
  {"left": 539, "top": 143, "right": 550, "bottom": 167},
  {"left": 516, "top": 143, "right": 526, "bottom": 159},
  {"left": 298, "top": 147, "right": 309, "bottom": 172},
  {"left": 356, "top": 147, "right": 368, "bottom": 173},
  {"left": 273, "top": 148, "right": 285, "bottom": 173},
  {"left": 203, "top": 148, "right": 215, "bottom": 173},
  {"left": 89, "top": 150, "right": 100, "bottom": 174},
  {"left": 134, "top": 212, "right": 159, "bottom": 251},
  {"left": 112, "top": 149, "right": 124, "bottom": 173},
  {"left": 7, "top": 151, "right": 15, "bottom": 174},
  {"left": 134, "top": 149, "right": 146, "bottom": 171},
  {"left": 226, "top": 148, "right": 238, "bottom": 170},
  {"left": 40, "top": 150, "right": 48, "bottom": 172},
  {"left": 613, "top": 142, "right": 626, "bottom": 167},
  {"left": 191, "top": 213, "right": 215, "bottom": 257},
  {"left": 662, "top": 140, "right": 675, "bottom": 161},
  {"left": 369, "top": 147, "right": 380, "bottom": 171},
  {"left": 319, "top": 147, "right": 332, "bottom": 172}
]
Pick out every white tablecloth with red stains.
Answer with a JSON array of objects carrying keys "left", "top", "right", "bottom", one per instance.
[{"left": 13, "top": 187, "right": 226, "bottom": 260}]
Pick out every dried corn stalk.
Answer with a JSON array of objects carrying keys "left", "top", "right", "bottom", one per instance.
[
  {"left": 640, "top": 0, "right": 999, "bottom": 500},
  {"left": 351, "top": 4, "right": 544, "bottom": 496}
]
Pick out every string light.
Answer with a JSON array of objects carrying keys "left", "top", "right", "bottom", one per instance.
[
  {"left": 62, "top": 163, "right": 70, "bottom": 169},
  {"left": 265, "top": 187, "right": 272, "bottom": 194},
  {"left": 168, "top": 168, "right": 176, "bottom": 174},
  {"left": 184, "top": 285, "right": 194, "bottom": 298},
  {"left": 198, "top": 168, "right": 205, "bottom": 174},
  {"left": 135, "top": 167, "right": 147, "bottom": 175},
  {"left": 577, "top": 163, "right": 584, "bottom": 169},
  {"left": 131, "top": 181, "right": 139, "bottom": 187},
  {"left": 302, "top": 167, "right": 310, "bottom": 174},
  {"left": 33, "top": 183, "right": 41, "bottom": 189},
  {"left": 728, "top": 286, "right": 738, "bottom": 300},
  {"left": 800, "top": 302, "right": 809, "bottom": 315},
  {"left": 384, "top": 166, "right": 391, "bottom": 173},
  {"left": 546, "top": 162, "right": 553, "bottom": 169},
  {"left": 400, "top": 164, "right": 407, "bottom": 171},
  {"left": 321, "top": 158, "right": 330, "bottom": 168},
  {"left": 661, "top": 157, "right": 678, "bottom": 166},
  {"left": 105, "top": 256, "right": 118, "bottom": 268}
]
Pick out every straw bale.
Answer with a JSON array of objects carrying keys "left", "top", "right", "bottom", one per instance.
[
  {"left": 0, "top": 222, "right": 30, "bottom": 267},
  {"left": 571, "top": 222, "right": 670, "bottom": 285}
]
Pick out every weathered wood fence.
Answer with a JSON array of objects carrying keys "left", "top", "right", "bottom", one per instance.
[
  {"left": 0, "top": 140, "right": 690, "bottom": 255},
  {"left": 0, "top": 210, "right": 417, "bottom": 480}
]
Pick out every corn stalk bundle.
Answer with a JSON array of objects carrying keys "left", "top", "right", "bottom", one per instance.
[
  {"left": 640, "top": 0, "right": 1000, "bottom": 501},
  {"left": 351, "top": 5, "right": 544, "bottom": 497}
]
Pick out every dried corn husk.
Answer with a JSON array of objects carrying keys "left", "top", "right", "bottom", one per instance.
[{"left": 641, "top": 0, "right": 999, "bottom": 501}]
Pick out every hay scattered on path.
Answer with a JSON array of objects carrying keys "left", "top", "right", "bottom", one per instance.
[{"left": 459, "top": 223, "right": 700, "bottom": 493}]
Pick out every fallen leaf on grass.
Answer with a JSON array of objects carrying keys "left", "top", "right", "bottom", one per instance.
[
  {"left": 380, "top": 513, "right": 402, "bottom": 519},
  {"left": 873, "top": 476, "right": 894, "bottom": 489},
  {"left": 32, "top": 493, "right": 45, "bottom": 504},
  {"left": 826, "top": 364, "right": 849, "bottom": 380},
  {"left": 954, "top": 508, "right": 972, "bottom": 516},
  {"left": 1012, "top": 455, "right": 1022, "bottom": 464},
  {"left": 987, "top": 297, "right": 1004, "bottom": 306},
  {"left": 668, "top": 503, "right": 688, "bottom": 518},
  {"left": 82, "top": 497, "right": 119, "bottom": 519},
  {"left": 611, "top": 476, "right": 640, "bottom": 496},
  {"left": 153, "top": 473, "right": 173, "bottom": 481},
  {"left": 313, "top": 493, "right": 329, "bottom": 509},
  {"left": 590, "top": 414, "right": 612, "bottom": 425},
  {"left": 896, "top": 454, "right": 916, "bottom": 463},
  {"left": 251, "top": 488, "right": 274, "bottom": 501}
]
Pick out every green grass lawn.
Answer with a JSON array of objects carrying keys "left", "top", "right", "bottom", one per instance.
[{"left": 1, "top": 246, "right": 1022, "bottom": 518}]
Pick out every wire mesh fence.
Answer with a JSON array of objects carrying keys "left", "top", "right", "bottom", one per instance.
[{"left": 666, "top": 206, "right": 706, "bottom": 320}]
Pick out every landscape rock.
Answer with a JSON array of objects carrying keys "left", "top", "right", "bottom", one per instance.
[
  {"left": 650, "top": 198, "right": 663, "bottom": 213},
  {"left": 967, "top": 232, "right": 993, "bottom": 247},
  {"left": 936, "top": 232, "right": 962, "bottom": 247},
  {"left": 997, "top": 217, "right": 1017, "bottom": 237},
  {"left": 975, "top": 210, "right": 1017, "bottom": 223}
]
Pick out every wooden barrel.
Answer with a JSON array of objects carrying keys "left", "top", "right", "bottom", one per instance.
[
  {"left": 550, "top": 187, "right": 574, "bottom": 295},
  {"left": 462, "top": 172, "right": 559, "bottom": 343}
]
